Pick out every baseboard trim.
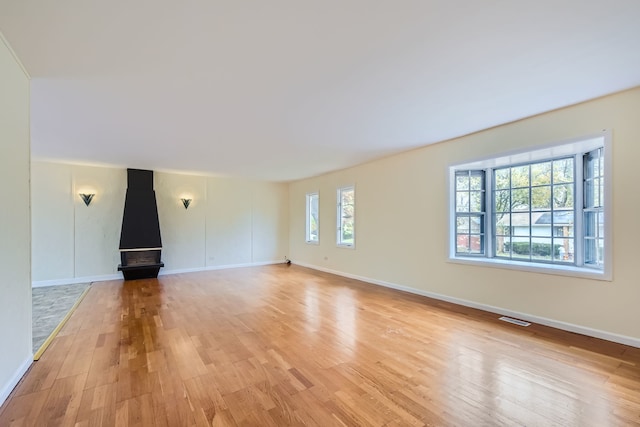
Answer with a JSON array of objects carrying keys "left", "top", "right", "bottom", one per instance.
[
  {"left": 32, "top": 274, "right": 120, "bottom": 288},
  {"left": 293, "top": 261, "right": 640, "bottom": 349},
  {"left": 0, "top": 355, "right": 32, "bottom": 408}
]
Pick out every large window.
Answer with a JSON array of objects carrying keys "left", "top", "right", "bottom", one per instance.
[
  {"left": 305, "top": 192, "right": 319, "bottom": 244},
  {"left": 449, "top": 133, "right": 610, "bottom": 279},
  {"left": 337, "top": 186, "right": 355, "bottom": 247},
  {"left": 492, "top": 157, "right": 575, "bottom": 264}
]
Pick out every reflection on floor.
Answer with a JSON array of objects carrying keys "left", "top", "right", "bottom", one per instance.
[{"left": 32, "top": 283, "right": 91, "bottom": 354}]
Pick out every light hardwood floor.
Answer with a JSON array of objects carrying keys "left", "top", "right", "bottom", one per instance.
[{"left": 1, "top": 265, "right": 639, "bottom": 426}]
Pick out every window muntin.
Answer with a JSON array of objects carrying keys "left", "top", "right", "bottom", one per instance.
[
  {"left": 305, "top": 192, "right": 319, "bottom": 244},
  {"left": 449, "top": 133, "right": 609, "bottom": 279},
  {"left": 337, "top": 186, "right": 355, "bottom": 247}
]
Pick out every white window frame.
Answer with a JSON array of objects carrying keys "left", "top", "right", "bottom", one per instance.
[
  {"left": 448, "top": 131, "right": 612, "bottom": 280},
  {"left": 305, "top": 192, "right": 319, "bottom": 244},
  {"left": 337, "top": 185, "right": 355, "bottom": 248}
]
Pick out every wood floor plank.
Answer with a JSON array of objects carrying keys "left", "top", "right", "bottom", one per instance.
[{"left": 1, "top": 265, "right": 639, "bottom": 426}]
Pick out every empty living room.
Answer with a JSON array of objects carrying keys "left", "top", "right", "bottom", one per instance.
[{"left": 1, "top": 1, "right": 639, "bottom": 426}]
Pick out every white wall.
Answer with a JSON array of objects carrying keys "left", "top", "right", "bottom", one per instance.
[
  {"left": 156, "top": 172, "right": 207, "bottom": 270},
  {"left": 157, "top": 174, "right": 290, "bottom": 271},
  {"left": 0, "top": 34, "right": 32, "bottom": 405},
  {"left": 289, "top": 87, "right": 640, "bottom": 345},
  {"left": 31, "top": 163, "right": 126, "bottom": 283},
  {"left": 31, "top": 165, "right": 290, "bottom": 284}
]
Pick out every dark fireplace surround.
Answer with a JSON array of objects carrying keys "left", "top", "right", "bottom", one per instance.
[{"left": 118, "top": 169, "right": 164, "bottom": 280}]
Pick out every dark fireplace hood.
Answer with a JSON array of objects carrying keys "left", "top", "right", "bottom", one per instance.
[{"left": 118, "top": 168, "right": 164, "bottom": 280}]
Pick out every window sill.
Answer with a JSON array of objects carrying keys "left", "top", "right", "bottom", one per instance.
[
  {"left": 448, "top": 256, "right": 611, "bottom": 281},
  {"left": 305, "top": 240, "right": 319, "bottom": 245}
]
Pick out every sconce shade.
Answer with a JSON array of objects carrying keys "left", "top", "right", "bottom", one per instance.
[
  {"left": 79, "top": 193, "right": 95, "bottom": 206},
  {"left": 181, "top": 198, "right": 192, "bottom": 209}
]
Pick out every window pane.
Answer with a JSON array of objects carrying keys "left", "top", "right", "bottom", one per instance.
[
  {"left": 599, "top": 153, "right": 604, "bottom": 176},
  {"left": 531, "top": 162, "right": 551, "bottom": 186},
  {"left": 456, "top": 216, "right": 470, "bottom": 234},
  {"left": 470, "top": 174, "right": 482, "bottom": 190},
  {"left": 456, "top": 191, "right": 469, "bottom": 212},
  {"left": 494, "top": 190, "right": 510, "bottom": 213},
  {"left": 585, "top": 152, "right": 596, "bottom": 179},
  {"left": 554, "top": 238, "right": 573, "bottom": 262},
  {"left": 495, "top": 168, "right": 510, "bottom": 190},
  {"left": 469, "top": 235, "right": 483, "bottom": 254},
  {"left": 598, "top": 212, "right": 604, "bottom": 239},
  {"left": 584, "top": 211, "right": 597, "bottom": 238},
  {"left": 553, "top": 184, "right": 573, "bottom": 209},
  {"left": 494, "top": 213, "right": 511, "bottom": 235},
  {"left": 338, "top": 187, "right": 355, "bottom": 245},
  {"left": 531, "top": 237, "right": 552, "bottom": 261},
  {"left": 585, "top": 238, "right": 601, "bottom": 266},
  {"left": 598, "top": 239, "right": 604, "bottom": 264},
  {"left": 512, "top": 188, "right": 529, "bottom": 211},
  {"left": 599, "top": 180, "right": 604, "bottom": 206},
  {"left": 341, "top": 217, "right": 354, "bottom": 244},
  {"left": 457, "top": 235, "right": 470, "bottom": 253},
  {"left": 555, "top": 223, "right": 574, "bottom": 237},
  {"left": 469, "top": 215, "right": 483, "bottom": 234},
  {"left": 511, "top": 239, "right": 531, "bottom": 259},
  {"left": 306, "top": 193, "right": 319, "bottom": 242},
  {"left": 496, "top": 235, "right": 511, "bottom": 257},
  {"left": 456, "top": 173, "right": 469, "bottom": 190},
  {"left": 511, "top": 165, "right": 529, "bottom": 188},
  {"left": 593, "top": 178, "right": 601, "bottom": 207},
  {"left": 470, "top": 191, "right": 483, "bottom": 212},
  {"left": 534, "top": 225, "right": 552, "bottom": 237},
  {"left": 553, "top": 158, "right": 574, "bottom": 184},
  {"left": 511, "top": 213, "right": 530, "bottom": 235},
  {"left": 531, "top": 186, "right": 551, "bottom": 211}
]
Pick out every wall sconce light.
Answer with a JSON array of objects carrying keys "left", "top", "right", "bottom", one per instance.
[
  {"left": 79, "top": 193, "right": 95, "bottom": 206},
  {"left": 181, "top": 198, "right": 192, "bottom": 209}
]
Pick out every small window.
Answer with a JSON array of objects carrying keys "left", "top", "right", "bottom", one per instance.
[
  {"left": 337, "top": 186, "right": 355, "bottom": 247},
  {"left": 449, "top": 132, "right": 611, "bottom": 280},
  {"left": 305, "top": 192, "right": 319, "bottom": 244}
]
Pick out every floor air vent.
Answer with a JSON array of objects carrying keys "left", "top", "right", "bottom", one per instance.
[{"left": 499, "top": 316, "right": 531, "bottom": 327}]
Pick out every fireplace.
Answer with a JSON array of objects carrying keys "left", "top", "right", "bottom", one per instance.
[{"left": 118, "top": 169, "right": 164, "bottom": 280}]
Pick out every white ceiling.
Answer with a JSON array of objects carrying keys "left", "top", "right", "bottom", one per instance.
[{"left": 1, "top": 1, "right": 639, "bottom": 182}]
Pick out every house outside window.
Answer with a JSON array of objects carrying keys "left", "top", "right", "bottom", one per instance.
[
  {"left": 449, "top": 132, "right": 611, "bottom": 280},
  {"left": 337, "top": 186, "right": 355, "bottom": 247},
  {"left": 305, "top": 192, "right": 319, "bottom": 244}
]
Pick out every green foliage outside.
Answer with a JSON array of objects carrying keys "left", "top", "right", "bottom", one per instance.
[
  {"left": 340, "top": 188, "right": 355, "bottom": 244},
  {"left": 494, "top": 158, "right": 574, "bottom": 215},
  {"left": 502, "top": 241, "right": 563, "bottom": 258}
]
